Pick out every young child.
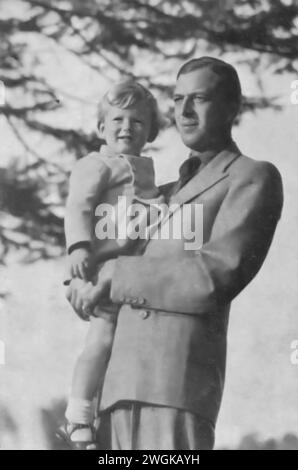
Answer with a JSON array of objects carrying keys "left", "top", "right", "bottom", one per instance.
[{"left": 58, "top": 80, "right": 165, "bottom": 449}]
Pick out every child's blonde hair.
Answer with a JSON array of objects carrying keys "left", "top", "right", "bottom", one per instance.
[{"left": 97, "top": 80, "right": 163, "bottom": 143}]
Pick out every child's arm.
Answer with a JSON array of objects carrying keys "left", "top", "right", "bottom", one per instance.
[{"left": 64, "top": 153, "right": 111, "bottom": 281}]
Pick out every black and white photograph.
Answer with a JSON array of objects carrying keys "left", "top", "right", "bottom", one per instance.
[{"left": 0, "top": 0, "right": 297, "bottom": 451}]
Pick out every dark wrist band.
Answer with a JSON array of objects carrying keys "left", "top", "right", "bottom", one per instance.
[{"left": 68, "top": 241, "right": 91, "bottom": 255}]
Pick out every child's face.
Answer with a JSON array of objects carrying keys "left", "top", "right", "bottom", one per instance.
[{"left": 98, "top": 101, "right": 152, "bottom": 155}]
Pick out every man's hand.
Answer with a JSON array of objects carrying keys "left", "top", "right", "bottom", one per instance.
[
  {"left": 69, "top": 248, "right": 91, "bottom": 281},
  {"left": 86, "top": 259, "right": 116, "bottom": 309},
  {"left": 65, "top": 278, "right": 94, "bottom": 320},
  {"left": 65, "top": 260, "right": 116, "bottom": 320}
]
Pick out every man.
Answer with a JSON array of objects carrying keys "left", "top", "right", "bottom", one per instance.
[{"left": 66, "top": 57, "right": 283, "bottom": 449}]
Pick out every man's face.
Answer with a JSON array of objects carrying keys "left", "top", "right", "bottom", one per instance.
[{"left": 174, "top": 67, "right": 233, "bottom": 151}]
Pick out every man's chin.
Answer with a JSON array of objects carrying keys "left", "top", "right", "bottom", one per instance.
[{"left": 181, "top": 134, "right": 204, "bottom": 150}]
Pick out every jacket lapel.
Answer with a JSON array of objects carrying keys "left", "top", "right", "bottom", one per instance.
[
  {"left": 146, "top": 142, "right": 242, "bottom": 241},
  {"left": 170, "top": 142, "right": 241, "bottom": 206}
]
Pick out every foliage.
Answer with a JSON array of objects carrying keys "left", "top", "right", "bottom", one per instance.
[{"left": 1, "top": 0, "right": 297, "bottom": 260}]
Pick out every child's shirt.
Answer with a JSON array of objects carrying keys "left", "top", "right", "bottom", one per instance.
[{"left": 64, "top": 145, "right": 164, "bottom": 283}]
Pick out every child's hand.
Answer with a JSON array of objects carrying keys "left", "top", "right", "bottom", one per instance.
[{"left": 69, "top": 248, "right": 91, "bottom": 281}]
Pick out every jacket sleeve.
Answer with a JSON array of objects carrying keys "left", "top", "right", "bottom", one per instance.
[
  {"left": 110, "top": 162, "right": 283, "bottom": 314},
  {"left": 64, "top": 154, "right": 111, "bottom": 250}
]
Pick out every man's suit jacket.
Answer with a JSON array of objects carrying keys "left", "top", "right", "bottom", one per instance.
[{"left": 99, "top": 142, "right": 283, "bottom": 425}]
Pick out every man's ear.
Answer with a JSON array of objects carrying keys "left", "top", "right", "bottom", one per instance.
[
  {"left": 230, "top": 98, "right": 242, "bottom": 124},
  {"left": 227, "top": 102, "right": 239, "bottom": 125},
  {"left": 97, "top": 121, "right": 105, "bottom": 139}
]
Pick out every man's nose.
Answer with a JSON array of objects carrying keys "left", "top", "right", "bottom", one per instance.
[{"left": 181, "top": 97, "right": 194, "bottom": 116}]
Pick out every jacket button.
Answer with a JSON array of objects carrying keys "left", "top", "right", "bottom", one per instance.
[{"left": 139, "top": 310, "right": 149, "bottom": 319}]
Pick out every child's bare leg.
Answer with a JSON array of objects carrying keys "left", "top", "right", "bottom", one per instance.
[
  {"left": 65, "top": 312, "right": 117, "bottom": 442},
  {"left": 71, "top": 314, "right": 116, "bottom": 399}
]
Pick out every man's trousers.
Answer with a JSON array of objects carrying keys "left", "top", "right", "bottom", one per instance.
[{"left": 96, "top": 401, "right": 215, "bottom": 450}]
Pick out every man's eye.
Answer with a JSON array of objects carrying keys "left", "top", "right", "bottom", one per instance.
[
  {"left": 113, "top": 117, "right": 122, "bottom": 121},
  {"left": 194, "top": 95, "right": 209, "bottom": 102},
  {"left": 173, "top": 96, "right": 182, "bottom": 103}
]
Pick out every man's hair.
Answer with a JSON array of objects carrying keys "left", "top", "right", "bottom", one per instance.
[
  {"left": 177, "top": 57, "right": 242, "bottom": 114},
  {"left": 97, "top": 80, "right": 163, "bottom": 142}
]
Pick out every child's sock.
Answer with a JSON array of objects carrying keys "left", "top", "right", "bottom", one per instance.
[{"left": 65, "top": 397, "right": 93, "bottom": 424}]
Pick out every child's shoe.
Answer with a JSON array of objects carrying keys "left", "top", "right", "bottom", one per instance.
[{"left": 56, "top": 421, "right": 97, "bottom": 450}]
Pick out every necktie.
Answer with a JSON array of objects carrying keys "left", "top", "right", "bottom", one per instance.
[{"left": 173, "top": 156, "right": 201, "bottom": 195}]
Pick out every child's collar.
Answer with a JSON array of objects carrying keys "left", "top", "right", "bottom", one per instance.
[{"left": 99, "top": 144, "right": 151, "bottom": 162}]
